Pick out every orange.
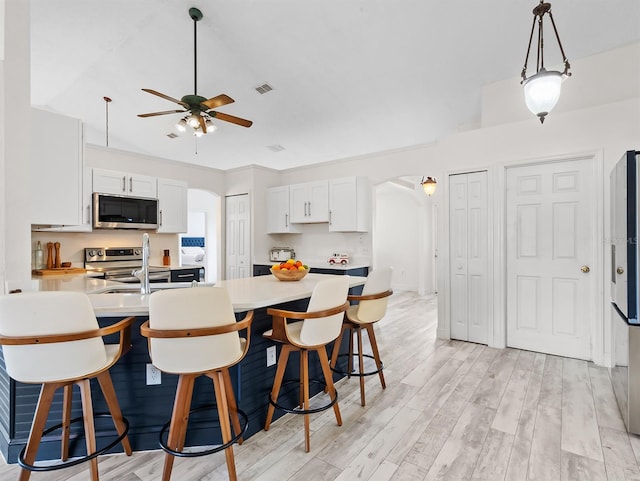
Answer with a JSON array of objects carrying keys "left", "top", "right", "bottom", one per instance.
[
  {"left": 295, "top": 260, "right": 302, "bottom": 267},
  {"left": 272, "top": 265, "right": 281, "bottom": 270},
  {"left": 298, "top": 266, "right": 305, "bottom": 271},
  {"left": 286, "top": 259, "right": 295, "bottom": 265}
]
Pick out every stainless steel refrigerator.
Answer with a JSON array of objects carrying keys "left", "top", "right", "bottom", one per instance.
[{"left": 610, "top": 149, "right": 640, "bottom": 434}]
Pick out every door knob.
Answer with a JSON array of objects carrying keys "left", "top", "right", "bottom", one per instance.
[
  {"left": 580, "top": 265, "right": 590, "bottom": 273},
  {"left": 617, "top": 267, "right": 624, "bottom": 275}
]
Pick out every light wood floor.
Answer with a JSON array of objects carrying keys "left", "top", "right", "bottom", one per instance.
[{"left": 1, "top": 291, "right": 638, "bottom": 480}]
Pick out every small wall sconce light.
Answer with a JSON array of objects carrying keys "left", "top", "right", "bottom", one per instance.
[
  {"left": 421, "top": 176, "right": 437, "bottom": 196},
  {"left": 520, "top": 1, "right": 571, "bottom": 123}
]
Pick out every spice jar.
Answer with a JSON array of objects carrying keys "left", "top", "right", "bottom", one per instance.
[{"left": 163, "top": 249, "right": 171, "bottom": 266}]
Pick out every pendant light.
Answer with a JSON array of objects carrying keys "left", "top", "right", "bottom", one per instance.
[
  {"left": 520, "top": 1, "right": 571, "bottom": 123},
  {"left": 421, "top": 177, "right": 437, "bottom": 196}
]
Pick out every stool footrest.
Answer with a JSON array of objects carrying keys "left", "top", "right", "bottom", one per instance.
[
  {"left": 330, "top": 353, "right": 384, "bottom": 377},
  {"left": 159, "top": 404, "right": 248, "bottom": 458},
  {"left": 268, "top": 379, "right": 338, "bottom": 415},
  {"left": 18, "top": 413, "right": 130, "bottom": 472}
]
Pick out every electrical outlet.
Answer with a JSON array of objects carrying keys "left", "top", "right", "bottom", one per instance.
[
  {"left": 146, "top": 363, "right": 161, "bottom": 385},
  {"left": 266, "top": 346, "right": 276, "bottom": 367}
]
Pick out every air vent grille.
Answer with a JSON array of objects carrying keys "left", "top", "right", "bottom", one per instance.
[
  {"left": 166, "top": 133, "right": 179, "bottom": 139},
  {"left": 255, "top": 83, "right": 273, "bottom": 95},
  {"left": 267, "top": 144, "right": 285, "bottom": 152}
]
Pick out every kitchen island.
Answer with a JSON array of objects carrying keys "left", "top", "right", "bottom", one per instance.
[{"left": 0, "top": 273, "right": 366, "bottom": 463}]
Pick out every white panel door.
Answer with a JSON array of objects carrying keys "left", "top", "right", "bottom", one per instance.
[
  {"left": 226, "top": 194, "right": 250, "bottom": 280},
  {"left": 449, "top": 171, "right": 488, "bottom": 344},
  {"left": 506, "top": 159, "right": 594, "bottom": 359}
]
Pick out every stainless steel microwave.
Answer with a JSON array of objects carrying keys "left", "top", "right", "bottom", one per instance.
[{"left": 93, "top": 192, "right": 158, "bottom": 229}]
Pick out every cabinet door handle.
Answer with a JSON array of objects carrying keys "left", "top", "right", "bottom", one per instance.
[
  {"left": 308, "top": 201, "right": 311, "bottom": 216},
  {"left": 86, "top": 205, "right": 91, "bottom": 224},
  {"left": 159, "top": 209, "right": 163, "bottom": 226},
  {"left": 176, "top": 273, "right": 192, "bottom": 278},
  {"left": 304, "top": 201, "right": 308, "bottom": 216},
  {"left": 129, "top": 177, "right": 133, "bottom": 192},
  {"left": 122, "top": 176, "right": 126, "bottom": 192},
  {"left": 285, "top": 213, "right": 289, "bottom": 227},
  {"left": 329, "top": 210, "right": 332, "bottom": 225}
]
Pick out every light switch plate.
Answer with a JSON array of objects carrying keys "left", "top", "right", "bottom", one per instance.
[{"left": 266, "top": 346, "right": 276, "bottom": 367}]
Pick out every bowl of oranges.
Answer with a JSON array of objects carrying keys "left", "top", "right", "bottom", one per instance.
[{"left": 271, "top": 259, "right": 310, "bottom": 281}]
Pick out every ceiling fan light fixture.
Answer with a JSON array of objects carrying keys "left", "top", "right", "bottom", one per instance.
[
  {"left": 193, "top": 128, "right": 205, "bottom": 138},
  {"left": 175, "top": 118, "right": 188, "bottom": 132},
  {"left": 187, "top": 114, "right": 201, "bottom": 129},
  {"left": 204, "top": 119, "right": 216, "bottom": 133}
]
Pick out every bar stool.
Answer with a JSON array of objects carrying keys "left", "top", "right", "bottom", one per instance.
[
  {"left": 0, "top": 291, "right": 133, "bottom": 481},
  {"left": 140, "top": 286, "right": 253, "bottom": 481},
  {"left": 263, "top": 276, "right": 349, "bottom": 452},
  {"left": 330, "top": 267, "right": 393, "bottom": 406}
]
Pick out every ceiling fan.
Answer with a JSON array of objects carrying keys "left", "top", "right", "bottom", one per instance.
[{"left": 137, "top": 7, "right": 252, "bottom": 135}]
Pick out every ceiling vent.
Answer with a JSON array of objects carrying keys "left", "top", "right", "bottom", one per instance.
[
  {"left": 255, "top": 83, "right": 273, "bottom": 95},
  {"left": 267, "top": 144, "right": 285, "bottom": 152},
  {"left": 166, "top": 132, "right": 179, "bottom": 139}
]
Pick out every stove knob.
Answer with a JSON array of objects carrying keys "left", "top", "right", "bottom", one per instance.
[
  {"left": 97, "top": 250, "right": 104, "bottom": 257},
  {"left": 134, "top": 248, "right": 142, "bottom": 256}
]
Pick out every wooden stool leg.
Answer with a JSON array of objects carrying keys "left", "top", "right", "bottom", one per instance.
[
  {"left": 347, "top": 327, "right": 354, "bottom": 378},
  {"left": 19, "top": 383, "right": 59, "bottom": 481},
  {"left": 163, "top": 374, "right": 196, "bottom": 481},
  {"left": 356, "top": 327, "right": 366, "bottom": 406},
  {"left": 213, "top": 371, "right": 237, "bottom": 481},
  {"left": 366, "top": 324, "right": 386, "bottom": 389},
  {"left": 329, "top": 324, "right": 348, "bottom": 369},
  {"left": 78, "top": 379, "right": 98, "bottom": 481},
  {"left": 221, "top": 369, "right": 243, "bottom": 444},
  {"left": 61, "top": 384, "right": 73, "bottom": 461},
  {"left": 317, "top": 346, "right": 342, "bottom": 428},
  {"left": 265, "top": 345, "right": 290, "bottom": 431},
  {"left": 301, "top": 349, "right": 311, "bottom": 453},
  {"left": 96, "top": 371, "right": 132, "bottom": 455}
]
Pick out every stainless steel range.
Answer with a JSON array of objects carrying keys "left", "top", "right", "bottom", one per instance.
[{"left": 84, "top": 247, "right": 170, "bottom": 283}]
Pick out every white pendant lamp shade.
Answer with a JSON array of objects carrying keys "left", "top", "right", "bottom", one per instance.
[{"left": 522, "top": 69, "right": 562, "bottom": 122}]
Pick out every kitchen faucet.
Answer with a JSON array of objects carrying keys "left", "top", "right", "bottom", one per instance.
[{"left": 133, "top": 233, "right": 151, "bottom": 294}]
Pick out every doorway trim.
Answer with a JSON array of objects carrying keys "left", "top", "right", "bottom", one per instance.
[{"left": 494, "top": 150, "right": 604, "bottom": 364}]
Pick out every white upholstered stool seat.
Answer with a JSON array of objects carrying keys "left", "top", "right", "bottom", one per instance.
[
  {"left": 141, "top": 286, "right": 253, "bottom": 481},
  {"left": 330, "top": 268, "right": 393, "bottom": 407},
  {"left": 0, "top": 291, "right": 133, "bottom": 481},
  {"left": 263, "top": 276, "right": 349, "bottom": 452}
]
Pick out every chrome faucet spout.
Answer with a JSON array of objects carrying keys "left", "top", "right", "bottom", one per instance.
[{"left": 133, "top": 233, "right": 151, "bottom": 294}]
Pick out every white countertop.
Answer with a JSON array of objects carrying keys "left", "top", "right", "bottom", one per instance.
[
  {"left": 27, "top": 273, "right": 366, "bottom": 317},
  {"left": 254, "top": 260, "right": 370, "bottom": 271}
]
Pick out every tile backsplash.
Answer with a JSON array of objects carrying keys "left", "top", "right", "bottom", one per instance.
[{"left": 31, "top": 231, "right": 179, "bottom": 269}]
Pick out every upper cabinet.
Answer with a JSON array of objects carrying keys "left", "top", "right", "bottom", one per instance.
[
  {"left": 93, "top": 168, "right": 157, "bottom": 198},
  {"left": 31, "top": 109, "right": 86, "bottom": 227},
  {"left": 329, "top": 176, "right": 370, "bottom": 232},
  {"left": 266, "top": 186, "right": 300, "bottom": 234},
  {"left": 157, "top": 178, "right": 188, "bottom": 233},
  {"left": 289, "top": 180, "right": 329, "bottom": 223}
]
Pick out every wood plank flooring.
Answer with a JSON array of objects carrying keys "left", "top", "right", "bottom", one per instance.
[{"left": 0, "top": 291, "right": 637, "bottom": 480}]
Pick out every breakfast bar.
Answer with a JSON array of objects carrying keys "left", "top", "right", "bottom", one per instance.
[{"left": 0, "top": 273, "right": 366, "bottom": 463}]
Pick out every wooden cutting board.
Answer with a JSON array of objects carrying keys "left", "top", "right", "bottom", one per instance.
[{"left": 32, "top": 267, "right": 86, "bottom": 276}]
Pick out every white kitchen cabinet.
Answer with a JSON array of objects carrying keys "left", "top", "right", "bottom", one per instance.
[
  {"left": 266, "top": 186, "right": 300, "bottom": 234},
  {"left": 93, "top": 168, "right": 157, "bottom": 198},
  {"left": 30, "top": 108, "right": 86, "bottom": 227},
  {"left": 329, "top": 176, "right": 370, "bottom": 232},
  {"left": 157, "top": 178, "right": 188, "bottom": 233},
  {"left": 289, "top": 180, "right": 329, "bottom": 223}
]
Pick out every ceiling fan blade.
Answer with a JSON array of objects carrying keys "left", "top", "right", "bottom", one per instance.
[
  {"left": 201, "top": 94, "right": 234, "bottom": 110},
  {"left": 198, "top": 115, "right": 207, "bottom": 134},
  {"left": 141, "top": 88, "right": 188, "bottom": 107},
  {"left": 137, "top": 110, "right": 185, "bottom": 118},
  {"left": 210, "top": 111, "right": 253, "bottom": 128}
]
